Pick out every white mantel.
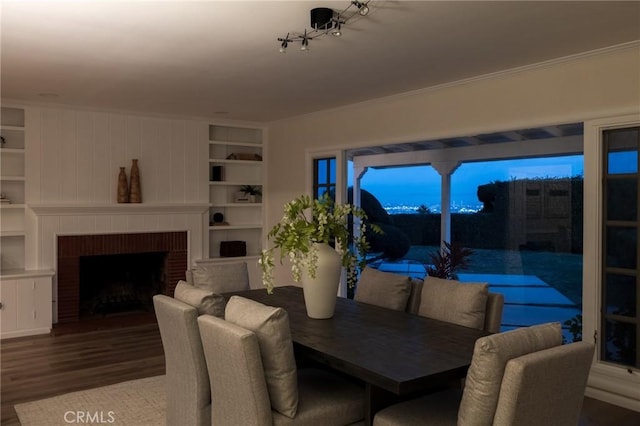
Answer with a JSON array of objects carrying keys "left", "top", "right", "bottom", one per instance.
[{"left": 29, "top": 203, "right": 209, "bottom": 216}]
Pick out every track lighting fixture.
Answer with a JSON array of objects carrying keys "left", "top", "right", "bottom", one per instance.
[{"left": 277, "top": 0, "right": 372, "bottom": 53}]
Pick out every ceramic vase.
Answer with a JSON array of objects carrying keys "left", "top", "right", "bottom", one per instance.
[
  {"left": 117, "top": 167, "right": 129, "bottom": 203},
  {"left": 301, "top": 243, "right": 342, "bottom": 319},
  {"left": 129, "top": 159, "right": 142, "bottom": 203}
]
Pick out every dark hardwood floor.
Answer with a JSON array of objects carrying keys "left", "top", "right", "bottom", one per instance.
[
  {"left": 1, "top": 322, "right": 165, "bottom": 425},
  {"left": 1, "top": 320, "right": 639, "bottom": 425}
]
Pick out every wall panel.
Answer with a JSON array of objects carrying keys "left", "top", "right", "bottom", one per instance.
[{"left": 59, "top": 111, "right": 77, "bottom": 202}]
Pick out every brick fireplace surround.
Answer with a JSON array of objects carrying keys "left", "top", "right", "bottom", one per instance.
[{"left": 57, "top": 231, "right": 187, "bottom": 323}]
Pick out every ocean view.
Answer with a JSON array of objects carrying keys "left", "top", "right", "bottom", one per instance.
[{"left": 382, "top": 202, "right": 483, "bottom": 215}]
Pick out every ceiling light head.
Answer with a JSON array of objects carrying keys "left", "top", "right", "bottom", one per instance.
[
  {"left": 299, "top": 30, "right": 310, "bottom": 51},
  {"left": 278, "top": 34, "right": 291, "bottom": 53},
  {"left": 352, "top": 1, "right": 369, "bottom": 16},
  {"left": 331, "top": 18, "right": 343, "bottom": 36}
]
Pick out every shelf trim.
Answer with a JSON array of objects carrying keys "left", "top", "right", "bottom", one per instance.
[
  {"left": 209, "top": 140, "right": 262, "bottom": 147},
  {"left": 0, "top": 148, "right": 25, "bottom": 154},
  {"left": 0, "top": 204, "right": 25, "bottom": 209},
  {"left": 209, "top": 203, "right": 262, "bottom": 208},
  {"left": 209, "top": 224, "right": 262, "bottom": 230},
  {"left": 196, "top": 255, "right": 262, "bottom": 263},
  {"left": 209, "top": 181, "right": 261, "bottom": 186},
  {"left": 208, "top": 159, "right": 262, "bottom": 165},
  {"left": 29, "top": 203, "right": 210, "bottom": 216},
  {"left": 0, "top": 125, "right": 25, "bottom": 131},
  {"left": 0, "top": 176, "right": 25, "bottom": 181},
  {"left": 0, "top": 230, "right": 25, "bottom": 237}
]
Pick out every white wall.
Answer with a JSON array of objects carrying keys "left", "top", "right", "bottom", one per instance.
[
  {"left": 266, "top": 45, "right": 640, "bottom": 284},
  {"left": 25, "top": 108, "right": 209, "bottom": 205}
]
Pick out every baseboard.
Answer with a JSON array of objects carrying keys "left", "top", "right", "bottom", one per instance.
[
  {"left": 1, "top": 326, "right": 51, "bottom": 340},
  {"left": 585, "top": 386, "right": 640, "bottom": 412}
]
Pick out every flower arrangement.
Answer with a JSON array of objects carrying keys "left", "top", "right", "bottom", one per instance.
[{"left": 259, "top": 193, "right": 379, "bottom": 294}]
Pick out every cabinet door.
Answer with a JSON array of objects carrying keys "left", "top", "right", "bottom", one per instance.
[
  {"left": 0, "top": 279, "right": 18, "bottom": 333},
  {"left": 17, "top": 277, "right": 52, "bottom": 330}
]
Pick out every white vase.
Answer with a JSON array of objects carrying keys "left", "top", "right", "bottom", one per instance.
[{"left": 301, "top": 243, "right": 342, "bottom": 319}]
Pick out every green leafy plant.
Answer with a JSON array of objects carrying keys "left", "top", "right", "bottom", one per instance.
[
  {"left": 425, "top": 241, "right": 473, "bottom": 279},
  {"left": 259, "top": 193, "right": 380, "bottom": 294},
  {"left": 563, "top": 314, "right": 582, "bottom": 343},
  {"left": 240, "top": 185, "right": 262, "bottom": 196}
]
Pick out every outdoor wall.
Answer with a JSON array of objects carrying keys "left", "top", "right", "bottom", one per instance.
[{"left": 266, "top": 45, "right": 640, "bottom": 284}]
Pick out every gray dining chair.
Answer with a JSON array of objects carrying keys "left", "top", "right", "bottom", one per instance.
[
  {"left": 153, "top": 294, "right": 211, "bottom": 426},
  {"left": 412, "top": 276, "right": 504, "bottom": 333},
  {"left": 186, "top": 261, "right": 250, "bottom": 293},
  {"left": 354, "top": 267, "right": 412, "bottom": 311},
  {"left": 373, "top": 322, "right": 594, "bottom": 426},
  {"left": 197, "top": 313, "right": 365, "bottom": 425}
]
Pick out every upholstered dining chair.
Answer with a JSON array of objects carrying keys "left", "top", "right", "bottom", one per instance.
[
  {"left": 197, "top": 296, "right": 365, "bottom": 426},
  {"left": 373, "top": 322, "right": 594, "bottom": 426},
  {"left": 153, "top": 284, "right": 225, "bottom": 426},
  {"left": 413, "top": 276, "right": 505, "bottom": 333},
  {"left": 185, "top": 260, "right": 251, "bottom": 293},
  {"left": 354, "top": 267, "right": 412, "bottom": 311}
]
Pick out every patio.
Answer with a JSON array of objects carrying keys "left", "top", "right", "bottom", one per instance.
[{"left": 373, "top": 261, "right": 581, "bottom": 342}]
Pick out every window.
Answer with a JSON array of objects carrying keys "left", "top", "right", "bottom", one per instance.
[
  {"left": 349, "top": 125, "right": 585, "bottom": 342},
  {"left": 602, "top": 126, "right": 640, "bottom": 368},
  {"left": 313, "top": 157, "right": 336, "bottom": 200},
  {"left": 451, "top": 156, "right": 584, "bottom": 343}
]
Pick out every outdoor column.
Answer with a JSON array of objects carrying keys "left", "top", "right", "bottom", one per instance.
[
  {"left": 431, "top": 161, "right": 460, "bottom": 250},
  {"left": 344, "top": 165, "right": 368, "bottom": 298}
]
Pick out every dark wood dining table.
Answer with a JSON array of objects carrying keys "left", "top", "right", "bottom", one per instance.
[{"left": 224, "top": 285, "right": 488, "bottom": 425}]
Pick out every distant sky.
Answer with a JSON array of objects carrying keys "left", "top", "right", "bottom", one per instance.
[{"left": 349, "top": 155, "right": 585, "bottom": 210}]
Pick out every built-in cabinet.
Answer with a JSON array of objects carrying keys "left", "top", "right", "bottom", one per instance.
[
  {"left": 0, "top": 270, "right": 54, "bottom": 339},
  {"left": 1, "top": 106, "right": 54, "bottom": 338},
  {"left": 203, "top": 125, "right": 264, "bottom": 285}
]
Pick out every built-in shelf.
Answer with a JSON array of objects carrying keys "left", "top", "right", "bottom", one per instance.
[
  {"left": 29, "top": 203, "right": 210, "bottom": 216},
  {"left": 0, "top": 230, "right": 25, "bottom": 237},
  {"left": 0, "top": 125, "right": 24, "bottom": 131},
  {"left": 209, "top": 224, "right": 262, "bottom": 231},
  {"left": 209, "top": 140, "right": 262, "bottom": 148},
  {"left": 209, "top": 203, "right": 262, "bottom": 208},
  {"left": 1, "top": 106, "right": 26, "bottom": 271},
  {"left": 208, "top": 159, "right": 262, "bottom": 165},
  {"left": 209, "top": 181, "right": 261, "bottom": 186},
  {"left": 197, "top": 254, "right": 262, "bottom": 263},
  {"left": 0, "top": 148, "right": 25, "bottom": 154}
]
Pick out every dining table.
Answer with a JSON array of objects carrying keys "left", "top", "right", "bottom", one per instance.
[{"left": 224, "top": 285, "right": 489, "bottom": 425}]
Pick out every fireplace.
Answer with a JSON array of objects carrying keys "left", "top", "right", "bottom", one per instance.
[
  {"left": 57, "top": 232, "right": 187, "bottom": 323},
  {"left": 79, "top": 252, "right": 166, "bottom": 318}
]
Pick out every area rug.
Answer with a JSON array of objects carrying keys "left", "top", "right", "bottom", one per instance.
[{"left": 14, "top": 375, "right": 165, "bottom": 426}]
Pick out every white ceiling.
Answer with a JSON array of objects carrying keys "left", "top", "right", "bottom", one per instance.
[{"left": 1, "top": 1, "right": 639, "bottom": 123}]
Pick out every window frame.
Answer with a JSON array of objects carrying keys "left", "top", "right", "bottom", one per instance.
[{"left": 583, "top": 114, "right": 640, "bottom": 411}]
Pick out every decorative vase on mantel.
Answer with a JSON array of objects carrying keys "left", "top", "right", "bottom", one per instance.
[
  {"left": 300, "top": 243, "right": 342, "bottom": 319},
  {"left": 117, "top": 167, "right": 129, "bottom": 203},
  {"left": 129, "top": 159, "right": 142, "bottom": 203}
]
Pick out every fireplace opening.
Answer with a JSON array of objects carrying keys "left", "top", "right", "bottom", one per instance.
[{"left": 79, "top": 252, "right": 167, "bottom": 319}]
